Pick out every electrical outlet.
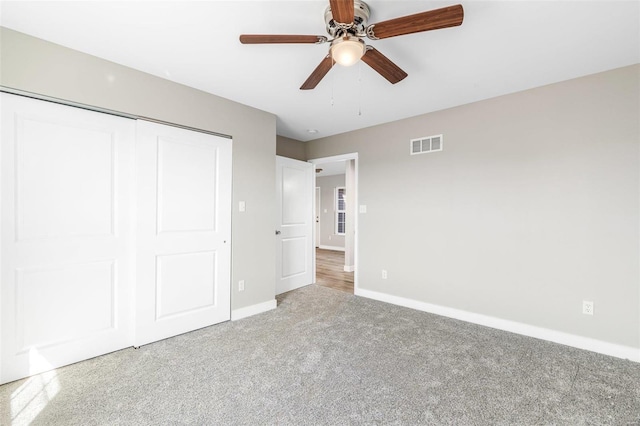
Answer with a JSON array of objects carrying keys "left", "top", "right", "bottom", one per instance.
[
  {"left": 239, "top": 201, "right": 246, "bottom": 212},
  {"left": 238, "top": 280, "right": 245, "bottom": 292},
  {"left": 582, "top": 300, "right": 594, "bottom": 315},
  {"left": 382, "top": 269, "right": 388, "bottom": 279}
]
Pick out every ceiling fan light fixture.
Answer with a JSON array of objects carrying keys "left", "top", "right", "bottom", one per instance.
[{"left": 330, "top": 36, "right": 365, "bottom": 67}]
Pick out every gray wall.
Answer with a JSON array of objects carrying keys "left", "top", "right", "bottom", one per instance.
[
  {"left": 316, "top": 175, "right": 346, "bottom": 249},
  {"left": 0, "top": 27, "right": 276, "bottom": 311},
  {"left": 276, "top": 135, "right": 306, "bottom": 161},
  {"left": 306, "top": 65, "right": 640, "bottom": 349}
]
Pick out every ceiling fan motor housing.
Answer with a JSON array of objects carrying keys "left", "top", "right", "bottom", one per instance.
[{"left": 325, "top": 0, "right": 371, "bottom": 37}]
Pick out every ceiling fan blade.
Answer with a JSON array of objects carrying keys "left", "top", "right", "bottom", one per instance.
[
  {"left": 239, "top": 34, "right": 327, "bottom": 44},
  {"left": 361, "top": 48, "right": 408, "bottom": 84},
  {"left": 329, "top": 0, "right": 354, "bottom": 24},
  {"left": 366, "top": 4, "right": 463, "bottom": 40},
  {"left": 300, "top": 55, "right": 334, "bottom": 90}
]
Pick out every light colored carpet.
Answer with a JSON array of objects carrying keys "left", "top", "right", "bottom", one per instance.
[{"left": 1, "top": 284, "right": 639, "bottom": 425}]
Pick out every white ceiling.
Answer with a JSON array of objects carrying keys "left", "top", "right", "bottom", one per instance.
[
  {"left": 314, "top": 160, "right": 346, "bottom": 177},
  {"left": 1, "top": 1, "right": 638, "bottom": 142}
]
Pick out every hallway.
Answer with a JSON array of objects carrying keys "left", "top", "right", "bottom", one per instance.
[{"left": 315, "top": 248, "right": 354, "bottom": 293}]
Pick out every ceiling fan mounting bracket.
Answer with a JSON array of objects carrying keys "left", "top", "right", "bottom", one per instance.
[
  {"left": 325, "top": 0, "right": 371, "bottom": 38},
  {"left": 365, "top": 25, "right": 378, "bottom": 40}
]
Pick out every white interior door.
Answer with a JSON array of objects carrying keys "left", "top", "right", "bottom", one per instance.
[
  {"left": 135, "top": 120, "right": 231, "bottom": 347},
  {"left": 0, "top": 93, "right": 135, "bottom": 384},
  {"left": 315, "top": 187, "right": 321, "bottom": 248},
  {"left": 276, "top": 156, "right": 313, "bottom": 294}
]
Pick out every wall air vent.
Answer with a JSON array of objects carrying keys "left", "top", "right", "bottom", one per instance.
[{"left": 410, "top": 134, "right": 443, "bottom": 155}]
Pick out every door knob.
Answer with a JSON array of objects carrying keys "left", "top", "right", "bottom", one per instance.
[{"left": 275, "top": 230, "right": 281, "bottom": 235}]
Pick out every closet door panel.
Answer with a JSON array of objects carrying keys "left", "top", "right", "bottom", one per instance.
[
  {"left": 135, "top": 120, "right": 231, "bottom": 347},
  {"left": 0, "top": 93, "right": 135, "bottom": 384}
]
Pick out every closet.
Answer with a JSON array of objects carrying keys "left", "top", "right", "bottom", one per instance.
[{"left": 0, "top": 93, "right": 232, "bottom": 384}]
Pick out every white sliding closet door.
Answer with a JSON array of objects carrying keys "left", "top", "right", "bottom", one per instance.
[
  {"left": 0, "top": 93, "right": 135, "bottom": 384},
  {"left": 135, "top": 120, "right": 231, "bottom": 347}
]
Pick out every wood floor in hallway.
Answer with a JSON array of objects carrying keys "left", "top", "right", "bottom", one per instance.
[{"left": 315, "top": 248, "right": 354, "bottom": 293}]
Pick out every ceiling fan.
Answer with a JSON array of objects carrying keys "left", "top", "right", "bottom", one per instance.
[{"left": 239, "top": 0, "right": 464, "bottom": 90}]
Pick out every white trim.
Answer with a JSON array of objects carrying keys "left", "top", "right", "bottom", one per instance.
[
  {"left": 319, "top": 245, "right": 345, "bottom": 251},
  {"left": 343, "top": 265, "right": 355, "bottom": 272},
  {"left": 309, "top": 153, "right": 359, "bottom": 294},
  {"left": 309, "top": 153, "right": 358, "bottom": 164},
  {"left": 231, "top": 299, "right": 277, "bottom": 321},
  {"left": 315, "top": 186, "right": 321, "bottom": 249},
  {"left": 355, "top": 288, "right": 640, "bottom": 363}
]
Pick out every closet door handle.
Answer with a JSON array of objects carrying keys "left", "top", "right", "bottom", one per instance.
[{"left": 275, "top": 230, "right": 281, "bottom": 235}]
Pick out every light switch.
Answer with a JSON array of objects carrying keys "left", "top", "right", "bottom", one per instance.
[
  {"left": 359, "top": 205, "right": 367, "bottom": 213},
  {"left": 239, "top": 201, "right": 246, "bottom": 212},
  {"left": 324, "top": 209, "right": 327, "bottom": 213}
]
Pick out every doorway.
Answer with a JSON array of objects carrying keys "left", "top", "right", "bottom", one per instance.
[{"left": 309, "top": 153, "right": 358, "bottom": 294}]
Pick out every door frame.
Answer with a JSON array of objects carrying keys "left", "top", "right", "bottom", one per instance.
[{"left": 308, "top": 153, "right": 359, "bottom": 292}]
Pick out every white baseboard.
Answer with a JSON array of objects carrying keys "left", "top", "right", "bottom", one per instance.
[
  {"left": 318, "top": 245, "right": 345, "bottom": 252},
  {"left": 231, "top": 299, "right": 277, "bottom": 321},
  {"left": 355, "top": 288, "right": 640, "bottom": 363},
  {"left": 343, "top": 265, "right": 355, "bottom": 272}
]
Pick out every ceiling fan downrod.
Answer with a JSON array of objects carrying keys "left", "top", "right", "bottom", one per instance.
[{"left": 325, "top": 0, "right": 371, "bottom": 38}]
